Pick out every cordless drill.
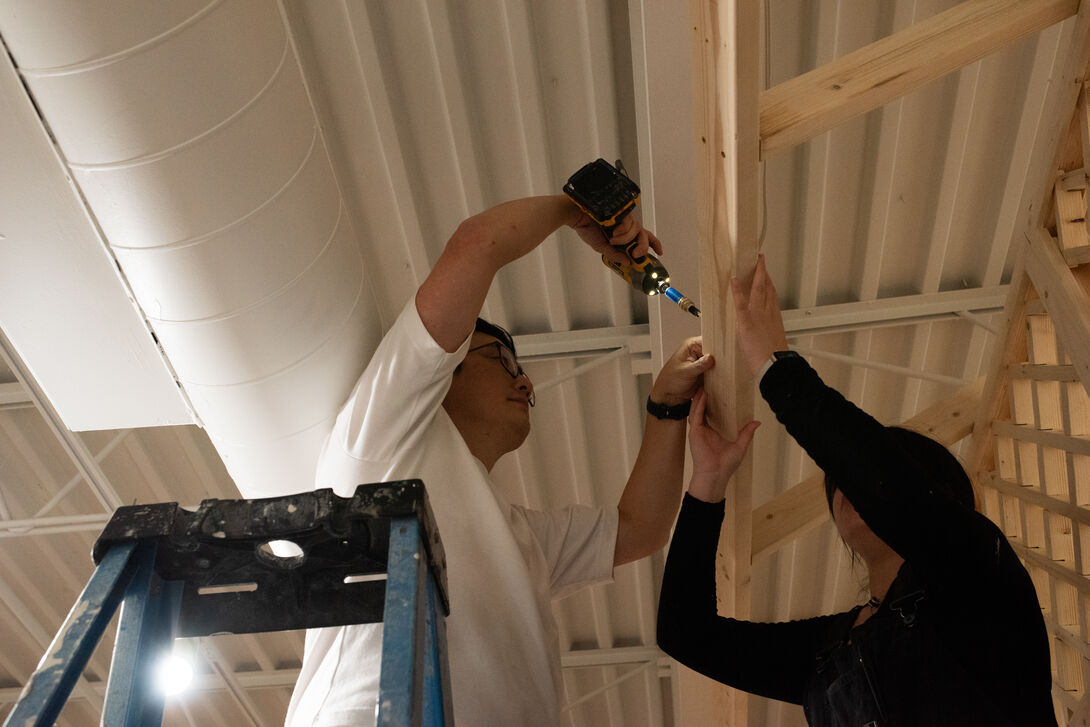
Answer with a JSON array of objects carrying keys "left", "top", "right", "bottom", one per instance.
[{"left": 563, "top": 159, "right": 701, "bottom": 317}]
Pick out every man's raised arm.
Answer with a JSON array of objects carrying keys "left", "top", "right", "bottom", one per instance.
[{"left": 415, "top": 195, "right": 659, "bottom": 352}]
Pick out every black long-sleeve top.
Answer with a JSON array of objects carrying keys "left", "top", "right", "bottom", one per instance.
[{"left": 657, "top": 356, "right": 1056, "bottom": 726}]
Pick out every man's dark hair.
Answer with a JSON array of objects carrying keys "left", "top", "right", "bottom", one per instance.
[
  {"left": 823, "top": 426, "right": 976, "bottom": 513},
  {"left": 475, "top": 318, "right": 516, "bottom": 355}
]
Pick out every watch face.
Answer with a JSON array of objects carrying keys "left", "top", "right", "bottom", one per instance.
[{"left": 563, "top": 159, "right": 640, "bottom": 226}]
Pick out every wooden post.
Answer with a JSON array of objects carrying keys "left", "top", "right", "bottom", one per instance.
[{"left": 674, "top": 2, "right": 760, "bottom": 726}]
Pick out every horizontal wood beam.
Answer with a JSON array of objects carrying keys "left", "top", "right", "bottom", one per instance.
[
  {"left": 750, "top": 472, "right": 826, "bottom": 562},
  {"left": 751, "top": 376, "right": 983, "bottom": 560},
  {"left": 760, "top": 0, "right": 1078, "bottom": 158},
  {"left": 981, "top": 471, "right": 1090, "bottom": 529},
  {"left": 1054, "top": 176, "right": 1090, "bottom": 265},
  {"left": 1008, "top": 362, "right": 1080, "bottom": 381},
  {"left": 992, "top": 418, "right": 1090, "bottom": 456}
]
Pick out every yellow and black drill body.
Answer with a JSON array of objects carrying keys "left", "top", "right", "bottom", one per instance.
[{"left": 563, "top": 158, "right": 701, "bottom": 318}]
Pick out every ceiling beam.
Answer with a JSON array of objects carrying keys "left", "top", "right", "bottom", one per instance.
[
  {"left": 511, "top": 285, "right": 1009, "bottom": 362},
  {"left": 199, "top": 640, "right": 264, "bottom": 727},
  {"left": 0, "top": 381, "right": 32, "bottom": 410},
  {"left": 0, "top": 646, "right": 672, "bottom": 704},
  {"left": 955, "top": 20, "right": 1070, "bottom": 417},
  {"left": 788, "top": 347, "right": 972, "bottom": 387},
  {"left": 513, "top": 325, "right": 651, "bottom": 360},
  {"left": 781, "top": 285, "right": 1008, "bottom": 337},
  {"left": 751, "top": 376, "right": 983, "bottom": 560},
  {"left": 0, "top": 328, "right": 124, "bottom": 512},
  {"left": 0, "top": 513, "right": 111, "bottom": 538},
  {"left": 759, "top": 0, "right": 1078, "bottom": 158}
]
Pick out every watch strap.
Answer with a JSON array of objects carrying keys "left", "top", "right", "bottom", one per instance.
[
  {"left": 646, "top": 396, "right": 691, "bottom": 420},
  {"left": 759, "top": 349, "right": 800, "bottom": 381}
]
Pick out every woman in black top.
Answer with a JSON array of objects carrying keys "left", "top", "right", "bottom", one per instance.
[{"left": 657, "top": 256, "right": 1056, "bottom": 726}]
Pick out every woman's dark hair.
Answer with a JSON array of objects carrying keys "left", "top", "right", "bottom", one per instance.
[{"left": 823, "top": 426, "right": 975, "bottom": 513}]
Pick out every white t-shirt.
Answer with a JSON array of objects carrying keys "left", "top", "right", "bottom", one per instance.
[{"left": 285, "top": 301, "right": 618, "bottom": 727}]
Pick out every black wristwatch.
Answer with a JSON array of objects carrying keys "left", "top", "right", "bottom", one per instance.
[
  {"left": 771, "top": 350, "right": 800, "bottom": 364},
  {"left": 759, "top": 349, "right": 801, "bottom": 380},
  {"left": 646, "top": 396, "right": 691, "bottom": 420}
]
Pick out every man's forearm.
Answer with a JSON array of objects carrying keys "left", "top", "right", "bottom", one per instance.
[
  {"left": 459, "top": 195, "right": 582, "bottom": 269},
  {"left": 417, "top": 195, "right": 581, "bottom": 351},
  {"left": 614, "top": 415, "right": 688, "bottom": 565}
]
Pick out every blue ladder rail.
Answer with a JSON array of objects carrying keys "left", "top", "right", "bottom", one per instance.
[{"left": 4, "top": 481, "right": 453, "bottom": 727}]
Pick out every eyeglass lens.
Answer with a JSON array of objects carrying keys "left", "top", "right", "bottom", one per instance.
[{"left": 497, "top": 346, "right": 521, "bottom": 378}]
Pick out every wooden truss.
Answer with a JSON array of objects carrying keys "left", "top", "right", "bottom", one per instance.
[
  {"left": 966, "top": 228, "right": 1090, "bottom": 723},
  {"left": 686, "top": 0, "right": 1090, "bottom": 724}
]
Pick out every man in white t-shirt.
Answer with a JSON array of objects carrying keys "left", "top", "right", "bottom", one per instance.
[{"left": 286, "top": 195, "right": 714, "bottom": 726}]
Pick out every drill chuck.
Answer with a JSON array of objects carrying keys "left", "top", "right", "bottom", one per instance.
[{"left": 602, "top": 241, "right": 701, "bottom": 317}]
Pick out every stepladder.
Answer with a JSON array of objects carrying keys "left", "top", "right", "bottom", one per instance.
[{"left": 3, "top": 480, "right": 453, "bottom": 727}]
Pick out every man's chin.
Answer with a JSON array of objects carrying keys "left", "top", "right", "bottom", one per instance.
[{"left": 510, "top": 420, "right": 531, "bottom": 448}]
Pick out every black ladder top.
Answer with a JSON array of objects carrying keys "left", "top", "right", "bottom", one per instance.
[{"left": 91, "top": 480, "right": 448, "bottom": 637}]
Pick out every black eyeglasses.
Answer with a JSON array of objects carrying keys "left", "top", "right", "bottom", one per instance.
[{"left": 468, "top": 341, "right": 535, "bottom": 406}]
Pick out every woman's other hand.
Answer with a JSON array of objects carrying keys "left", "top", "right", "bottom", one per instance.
[
  {"left": 731, "top": 254, "right": 789, "bottom": 377},
  {"left": 687, "top": 388, "right": 760, "bottom": 502}
]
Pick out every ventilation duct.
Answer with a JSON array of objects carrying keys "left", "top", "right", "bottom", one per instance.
[{"left": 0, "top": 0, "right": 381, "bottom": 498}]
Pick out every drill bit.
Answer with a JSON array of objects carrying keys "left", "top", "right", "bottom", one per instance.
[{"left": 659, "top": 283, "right": 701, "bottom": 317}]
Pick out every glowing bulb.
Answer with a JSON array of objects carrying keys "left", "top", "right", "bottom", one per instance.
[
  {"left": 650, "top": 272, "right": 658, "bottom": 279},
  {"left": 156, "top": 642, "right": 195, "bottom": 696}
]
